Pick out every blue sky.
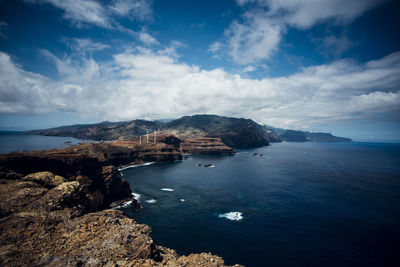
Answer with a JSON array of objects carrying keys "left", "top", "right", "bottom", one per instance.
[{"left": 0, "top": 0, "right": 399, "bottom": 141}]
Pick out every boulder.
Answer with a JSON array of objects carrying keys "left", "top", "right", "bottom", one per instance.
[
  {"left": 23, "top": 171, "right": 67, "bottom": 188},
  {"left": 41, "top": 181, "right": 85, "bottom": 211}
]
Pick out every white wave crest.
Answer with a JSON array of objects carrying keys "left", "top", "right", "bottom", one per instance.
[
  {"left": 118, "top": 162, "right": 155, "bottom": 171},
  {"left": 218, "top": 212, "right": 243, "bottom": 221},
  {"left": 131, "top": 192, "right": 141, "bottom": 202},
  {"left": 161, "top": 188, "right": 174, "bottom": 192},
  {"left": 113, "top": 200, "right": 132, "bottom": 209}
]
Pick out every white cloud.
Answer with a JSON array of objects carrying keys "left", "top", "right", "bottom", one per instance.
[
  {"left": 241, "top": 65, "right": 256, "bottom": 73},
  {"left": 226, "top": 16, "right": 282, "bottom": 64},
  {"left": 29, "top": 0, "right": 153, "bottom": 28},
  {"left": 108, "top": 0, "right": 153, "bottom": 21},
  {"left": 34, "top": 0, "right": 111, "bottom": 28},
  {"left": 62, "top": 38, "right": 111, "bottom": 54},
  {"left": 138, "top": 31, "right": 159, "bottom": 46},
  {"left": 0, "top": 49, "right": 399, "bottom": 129},
  {"left": 265, "top": 0, "right": 383, "bottom": 28},
  {"left": 208, "top": 41, "right": 222, "bottom": 53},
  {"left": 223, "top": 0, "right": 385, "bottom": 64},
  {"left": 0, "top": 52, "right": 51, "bottom": 113},
  {"left": 27, "top": 0, "right": 158, "bottom": 47}
]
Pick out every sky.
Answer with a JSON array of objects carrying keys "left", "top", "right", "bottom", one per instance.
[{"left": 0, "top": 0, "right": 399, "bottom": 141}]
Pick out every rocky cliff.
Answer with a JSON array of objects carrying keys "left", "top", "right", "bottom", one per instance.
[
  {"left": 0, "top": 172, "right": 243, "bottom": 266},
  {"left": 179, "top": 136, "right": 234, "bottom": 155},
  {"left": 166, "top": 115, "right": 271, "bottom": 148},
  {"left": 0, "top": 137, "right": 242, "bottom": 266}
]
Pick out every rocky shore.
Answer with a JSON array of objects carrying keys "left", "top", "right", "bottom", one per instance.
[{"left": 0, "top": 135, "right": 241, "bottom": 266}]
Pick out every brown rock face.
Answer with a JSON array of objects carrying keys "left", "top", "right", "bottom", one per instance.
[
  {"left": 0, "top": 175, "right": 243, "bottom": 267},
  {"left": 179, "top": 137, "right": 235, "bottom": 155},
  {"left": 0, "top": 139, "right": 184, "bottom": 209},
  {"left": 0, "top": 136, "right": 243, "bottom": 266},
  {"left": 22, "top": 171, "right": 68, "bottom": 188}
]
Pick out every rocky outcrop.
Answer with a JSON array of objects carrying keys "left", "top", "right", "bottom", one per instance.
[
  {"left": 0, "top": 172, "right": 243, "bottom": 267},
  {"left": 22, "top": 171, "right": 67, "bottom": 188},
  {"left": 0, "top": 139, "right": 184, "bottom": 210},
  {"left": 0, "top": 138, "right": 243, "bottom": 266}
]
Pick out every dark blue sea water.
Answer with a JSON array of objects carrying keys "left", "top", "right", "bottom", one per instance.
[
  {"left": 0, "top": 132, "right": 94, "bottom": 154},
  {"left": 120, "top": 142, "right": 400, "bottom": 267}
]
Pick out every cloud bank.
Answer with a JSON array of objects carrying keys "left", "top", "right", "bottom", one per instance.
[{"left": 1, "top": 45, "right": 399, "bottom": 129}]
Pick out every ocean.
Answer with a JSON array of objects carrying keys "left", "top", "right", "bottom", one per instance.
[
  {"left": 120, "top": 142, "right": 400, "bottom": 267},
  {"left": 0, "top": 132, "right": 94, "bottom": 154},
  {"left": 1, "top": 134, "right": 399, "bottom": 266}
]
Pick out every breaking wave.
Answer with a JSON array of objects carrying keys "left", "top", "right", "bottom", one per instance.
[
  {"left": 118, "top": 162, "right": 155, "bottom": 171},
  {"left": 161, "top": 188, "right": 174, "bottom": 192},
  {"left": 218, "top": 212, "right": 243, "bottom": 221}
]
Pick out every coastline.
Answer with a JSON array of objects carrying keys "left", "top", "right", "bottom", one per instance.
[{"left": 0, "top": 136, "right": 242, "bottom": 266}]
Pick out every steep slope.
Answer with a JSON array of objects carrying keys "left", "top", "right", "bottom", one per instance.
[
  {"left": 166, "top": 115, "right": 270, "bottom": 148},
  {"left": 262, "top": 126, "right": 281, "bottom": 142},
  {"left": 27, "top": 120, "right": 161, "bottom": 141}
]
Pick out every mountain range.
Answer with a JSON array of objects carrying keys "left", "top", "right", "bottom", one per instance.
[{"left": 27, "top": 114, "right": 351, "bottom": 148}]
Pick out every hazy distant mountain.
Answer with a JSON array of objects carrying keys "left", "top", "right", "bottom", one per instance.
[
  {"left": 279, "top": 130, "right": 308, "bottom": 142},
  {"left": 265, "top": 125, "right": 352, "bottom": 142}
]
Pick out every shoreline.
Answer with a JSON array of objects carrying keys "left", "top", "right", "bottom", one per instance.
[{"left": 0, "top": 136, "right": 243, "bottom": 266}]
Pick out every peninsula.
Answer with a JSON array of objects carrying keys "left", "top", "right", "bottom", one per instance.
[{"left": 27, "top": 114, "right": 351, "bottom": 146}]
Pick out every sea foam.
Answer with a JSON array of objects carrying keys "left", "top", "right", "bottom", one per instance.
[
  {"left": 131, "top": 192, "right": 141, "bottom": 202},
  {"left": 118, "top": 162, "right": 155, "bottom": 171},
  {"left": 218, "top": 212, "right": 243, "bottom": 221},
  {"left": 112, "top": 200, "right": 132, "bottom": 209},
  {"left": 161, "top": 188, "right": 174, "bottom": 192}
]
